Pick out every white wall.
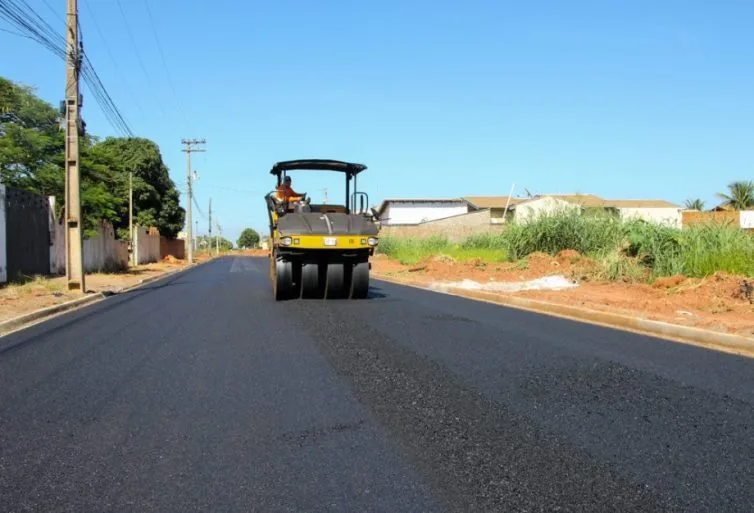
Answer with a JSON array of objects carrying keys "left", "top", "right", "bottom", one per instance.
[
  {"left": 134, "top": 226, "right": 160, "bottom": 265},
  {"left": 513, "top": 196, "right": 579, "bottom": 224},
  {"left": 51, "top": 221, "right": 128, "bottom": 273},
  {"left": 0, "top": 183, "right": 6, "bottom": 284},
  {"left": 381, "top": 201, "right": 469, "bottom": 225},
  {"left": 618, "top": 207, "right": 682, "bottom": 228},
  {"left": 741, "top": 211, "right": 754, "bottom": 229}
]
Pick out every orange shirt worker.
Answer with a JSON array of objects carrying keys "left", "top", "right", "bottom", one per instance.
[{"left": 276, "top": 175, "right": 305, "bottom": 202}]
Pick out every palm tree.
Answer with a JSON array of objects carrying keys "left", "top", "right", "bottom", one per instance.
[
  {"left": 716, "top": 181, "right": 754, "bottom": 210},
  {"left": 684, "top": 198, "right": 705, "bottom": 211}
]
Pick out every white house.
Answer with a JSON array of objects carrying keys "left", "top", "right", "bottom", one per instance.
[
  {"left": 507, "top": 196, "right": 581, "bottom": 224},
  {"left": 375, "top": 198, "right": 471, "bottom": 225},
  {"left": 506, "top": 194, "right": 683, "bottom": 227},
  {"left": 607, "top": 200, "right": 683, "bottom": 227}
]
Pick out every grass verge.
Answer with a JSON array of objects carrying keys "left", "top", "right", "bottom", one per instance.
[{"left": 378, "top": 211, "right": 754, "bottom": 280}]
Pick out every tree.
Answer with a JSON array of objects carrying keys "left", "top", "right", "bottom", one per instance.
[
  {"left": 717, "top": 180, "right": 754, "bottom": 210},
  {"left": 0, "top": 76, "right": 185, "bottom": 238},
  {"left": 237, "top": 228, "right": 260, "bottom": 248},
  {"left": 196, "top": 234, "right": 233, "bottom": 252},
  {"left": 90, "top": 137, "right": 185, "bottom": 238},
  {"left": 684, "top": 198, "right": 705, "bottom": 211}
]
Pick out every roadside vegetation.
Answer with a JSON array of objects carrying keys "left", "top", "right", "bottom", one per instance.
[{"left": 378, "top": 210, "right": 754, "bottom": 281}]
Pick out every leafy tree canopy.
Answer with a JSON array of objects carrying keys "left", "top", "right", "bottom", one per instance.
[
  {"left": 197, "top": 234, "right": 233, "bottom": 252},
  {"left": 0, "top": 76, "right": 185, "bottom": 238},
  {"left": 717, "top": 181, "right": 754, "bottom": 211},
  {"left": 684, "top": 198, "right": 705, "bottom": 211},
  {"left": 237, "top": 228, "right": 260, "bottom": 248}
]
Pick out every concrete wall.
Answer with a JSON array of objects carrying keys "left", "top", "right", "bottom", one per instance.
[
  {"left": 380, "top": 209, "right": 501, "bottom": 242},
  {"left": 381, "top": 201, "right": 469, "bottom": 225},
  {"left": 52, "top": 221, "right": 128, "bottom": 274},
  {"left": 134, "top": 226, "right": 160, "bottom": 265},
  {"left": 160, "top": 236, "right": 185, "bottom": 260},
  {"left": 682, "top": 210, "right": 740, "bottom": 228},
  {"left": 0, "top": 183, "right": 6, "bottom": 283},
  {"left": 740, "top": 211, "right": 754, "bottom": 229},
  {"left": 618, "top": 207, "right": 682, "bottom": 228}
]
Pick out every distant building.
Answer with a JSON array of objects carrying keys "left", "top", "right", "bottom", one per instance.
[
  {"left": 504, "top": 194, "right": 683, "bottom": 227},
  {"left": 376, "top": 193, "right": 683, "bottom": 228},
  {"left": 375, "top": 198, "right": 471, "bottom": 225}
]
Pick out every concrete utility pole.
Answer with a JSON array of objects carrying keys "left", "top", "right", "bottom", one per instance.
[
  {"left": 194, "top": 220, "right": 198, "bottom": 251},
  {"left": 208, "top": 198, "right": 212, "bottom": 242},
  {"left": 64, "top": 0, "right": 85, "bottom": 291},
  {"left": 129, "top": 167, "right": 134, "bottom": 264},
  {"left": 180, "top": 139, "right": 205, "bottom": 263}
]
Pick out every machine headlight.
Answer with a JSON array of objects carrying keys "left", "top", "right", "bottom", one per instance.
[
  {"left": 367, "top": 237, "right": 378, "bottom": 246},
  {"left": 280, "top": 236, "right": 292, "bottom": 246}
]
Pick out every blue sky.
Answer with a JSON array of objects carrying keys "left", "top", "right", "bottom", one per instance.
[{"left": 2, "top": 0, "right": 753, "bottom": 241}]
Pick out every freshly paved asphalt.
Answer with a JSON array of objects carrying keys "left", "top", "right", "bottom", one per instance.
[{"left": 1, "top": 256, "right": 753, "bottom": 512}]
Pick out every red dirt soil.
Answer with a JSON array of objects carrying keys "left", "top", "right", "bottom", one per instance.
[{"left": 371, "top": 253, "right": 754, "bottom": 338}]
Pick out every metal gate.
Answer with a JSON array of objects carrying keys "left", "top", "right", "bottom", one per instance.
[{"left": 5, "top": 187, "right": 50, "bottom": 280}]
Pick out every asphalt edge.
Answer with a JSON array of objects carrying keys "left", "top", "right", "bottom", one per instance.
[
  {"left": 0, "top": 257, "right": 216, "bottom": 338},
  {"left": 374, "top": 274, "right": 754, "bottom": 358}
]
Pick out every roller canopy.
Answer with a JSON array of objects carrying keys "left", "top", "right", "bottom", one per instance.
[{"left": 270, "top": 159, "right": 367, "bottom": 177}]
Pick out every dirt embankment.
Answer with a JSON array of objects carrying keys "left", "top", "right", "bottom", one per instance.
[{"left": 371, "top": 253, "right": 754, "bottom": 338}]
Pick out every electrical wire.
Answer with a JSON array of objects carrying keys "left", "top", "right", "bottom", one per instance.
[
  {"left": 192, "top": 194, "right": 207, "bottom": 219},
  {"left": 39, "top": 0, "right": 64, "bottom": 26},
  {"left": 142, "top": 0, "right": 189, "bottom": 132},
  {"left": 0, "top": 0, "right": 135, "bottom": 137},
  {"left": 114, "top": 0, "right": 167, "bottom": 119},
  {"left": 0, "top": 25, "right": 26, "bottom": 37},
  {"left": 80, "top": 0, "right": 145, "bottom": 119}
]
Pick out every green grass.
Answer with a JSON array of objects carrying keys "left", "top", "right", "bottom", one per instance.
[
  {"left": 377, "top": 235, "right": 508, "bottom": 265},
  {"left": 379, "top": 211, "right": 754, "bottom": 280}
]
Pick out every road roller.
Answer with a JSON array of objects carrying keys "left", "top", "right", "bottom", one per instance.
[{"left": 264, "top": 159, "right": 380, "bottom": 300}]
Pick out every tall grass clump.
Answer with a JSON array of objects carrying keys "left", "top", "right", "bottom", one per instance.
[
  {"left": 625, "top": 221, "right": 754, "bottom": 278},
  {"left": 378, "top": 212, "right": 754, "bottom": 280},
  {"left": 501, "top": 210, "right": 624, "bottom": 260}
]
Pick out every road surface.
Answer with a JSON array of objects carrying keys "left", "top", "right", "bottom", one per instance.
[{"left": 1, "top": 256, "right": 753, "bottom": 512}]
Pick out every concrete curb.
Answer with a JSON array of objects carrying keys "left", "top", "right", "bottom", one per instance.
[
  {"left": 0, "top": 292, "right": 106, "bottom": 337},
  {"left": 374, "top": 274, "right": 754, "bottom": 357},
  {"left": 0, "top": 258, "right": 215, "bottom": 338}
]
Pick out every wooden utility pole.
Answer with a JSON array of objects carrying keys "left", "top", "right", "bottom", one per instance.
[
  {"left": 181, "top": 139, "right": 205, "bottom": 263},
  {"left": 65, "top": 0, "right": 85, "bottom": 291}
]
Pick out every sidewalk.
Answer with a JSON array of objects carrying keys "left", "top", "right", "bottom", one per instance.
[{"left": 0, "top": 259, "right": 195, "bottom": 323}]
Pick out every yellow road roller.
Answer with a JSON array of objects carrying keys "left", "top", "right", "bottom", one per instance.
[{"left": 264, "top": 159, "right": 380, "bottom": 300}]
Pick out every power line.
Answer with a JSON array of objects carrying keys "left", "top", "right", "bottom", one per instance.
[
  {"left": 80, "top": 0, "right": 145, "bottom": 119},
  {"left": 114, "top": 0, "right": 167, "bottom": 119},
  {"left": 0, "top": 25, "right": 27, "bottom": 37},
  {"left": 142, "top": 0, "right": 189, "bottom": 131},
  {"left": 39, "top": 0, "right": 63, "bottom": 25},
  {"left": 0, "top": 0, "right": 134, "bottom": 137},
  {"left": 192, "top": 194, "right": 207, "bottom": 219}
]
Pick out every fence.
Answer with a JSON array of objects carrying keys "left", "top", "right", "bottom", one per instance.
[
  {"left": 160, "top": 236, "right": 185, "bottom": 260},
  {"left": 52, "top": 221, "right": 128, "bottom": 274},
  {"left": 134, "top": 226, "right": 160, "bottom": 264},
  {"left": 0, "top": 186, "right": 52, "bottom": 283}
]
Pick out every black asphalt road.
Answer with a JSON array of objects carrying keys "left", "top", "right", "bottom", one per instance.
[{"left": 1, "top": 256, "right": 753, "bottom": 512}]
